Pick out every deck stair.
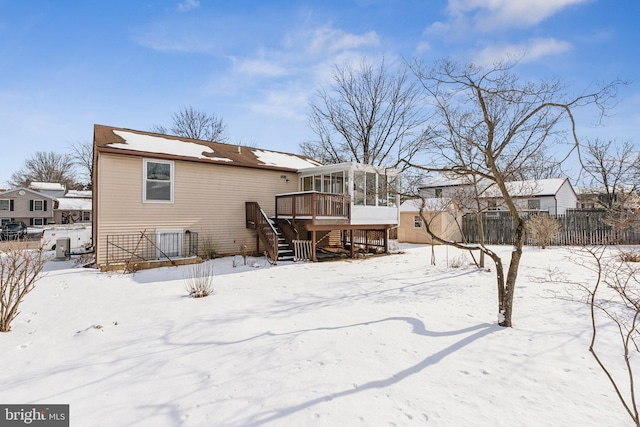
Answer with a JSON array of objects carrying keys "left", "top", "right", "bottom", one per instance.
[{"left": 270, "top": 219, "right": 294, "bottom": 262}]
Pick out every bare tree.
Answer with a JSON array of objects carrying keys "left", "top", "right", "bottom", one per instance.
[
  {"left": 151, "top": 106, "right": 229, "bottom": 143},
  {"left": 406, "top": 58, "right": 621, "bottom": 327},
  {"left": 560, "top": 246, "right": 640, "bottom": 426},
  {"left": 581, "top": 138, "right": 638, "bottom": 210},
  {"left": 579, "top": 138, "right": 639, "bottom": 242},
  {"left": 0, "top": 245, "right": 48, "bottom": 332},
  {"left": 516, "top": 150, "right": 564, "bottom": 180},
  {"left": 68, "top": 140, "right": 93, "bottom": 190},
  {"left": 9, "top": 151, "right": 79, "bottom": 190},
  {"left": 302, "top": 57, "right": 431, "bottom": 172}
]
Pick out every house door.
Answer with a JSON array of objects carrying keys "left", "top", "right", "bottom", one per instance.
[{"left": 156, "top": 229, "right": 183, "bottom": 259}]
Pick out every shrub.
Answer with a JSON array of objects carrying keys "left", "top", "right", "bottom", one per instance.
[
  {"left": 619, "top": 249, "right": 640, "bottom": 263},
  {"left": 184, "top": 261, "right": 215, "bottom": 298},
  {"left": 449, "top": 254, "right": 468, "bottom": 268},
  {"left": 198, "top": 234, "right": 217, "bottom": 260},
  {"left": 1, "top": 245, "right": 48, "bottom": 332},
  {"left": 525, "top": 215, "right": 561, "bottom": 249}
]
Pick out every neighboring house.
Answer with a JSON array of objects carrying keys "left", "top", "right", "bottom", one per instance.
[
  {"left": 575, "top": 185, "right": 640, "bottom": 211},
  {"left": 55, "top": 190, "right": 92, "bottom": 224},
  {"left": 29, "top": 182, "right": 66, "bottom": 198},
  {"left": 419, "top": 174, "right": 478, "bottom": 201},
  {"left": 483, "top": 178, "right": 578, "bottom": 215},
  {"left": 93, "top": 124, "right": 400, "bottom": 269},
  {"left": 420, "top": 174, "right": 577, "bottom": 216},
  {"left": 398, "top": 198, "right": 462, "bottom": 244},
  {"left": 0, "top": 187, "right": 56, "bottom": 227}
]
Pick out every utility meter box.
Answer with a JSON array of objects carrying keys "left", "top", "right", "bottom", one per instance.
[{"left": 55, "top": 237, "right": 71, "bottom": 260}]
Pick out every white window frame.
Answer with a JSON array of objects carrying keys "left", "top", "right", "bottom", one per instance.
[
  {"left": 82, "top": 211, "right": 92, "bottom": 221},
  {"left": 143, "top": 159, "right": 174, "bottom": 203},
  {"left": 32, "top": 218, "right": 44, "bottom": 226},
  {"left": 0, "top": 200, "right": 9, "bottom": 211},
  {"left": 528, "top": 199, "right": 541, "bottom": 210},
  {"left": 414, "top": 215, "right": 423, "bottom": 228},
  {"left": 33, "top": 199, "right": 44, "bottom": 211},
  {"left": 155, "top": 229, "right": 183, "bottom": 258}
]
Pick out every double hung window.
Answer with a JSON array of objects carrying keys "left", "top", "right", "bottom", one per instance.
[{"left": 144, "top": 159, "right": 174, "bottom": 203}]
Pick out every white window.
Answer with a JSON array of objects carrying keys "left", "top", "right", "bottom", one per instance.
[
  {"left": 32, "top": 218, "right": 44, "bottom": 226},
  {"left": 33, "top": 200, "right": 44, "bottom": 211},
  {"left": 528, "top": 199, "right": 541, "bottom": 210},
  {"left": 143, "top": 159, "right": 174, "bottom": 203},
  {"left": 0, "top": 200, "right": 10, "bottom": 211},
  {"left": 414, "top": 215, "right": 423, "bottom": 228},
  {"left": 82, "top": 211, "right": 92, "bottom": 221},
  {"left": 156, "top": 229, "right": 183, "bottom": 258}
]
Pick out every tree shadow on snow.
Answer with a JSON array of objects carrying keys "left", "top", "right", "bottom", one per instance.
[{"left": 236, "top": 317, "right": 499, "bottom": 426}]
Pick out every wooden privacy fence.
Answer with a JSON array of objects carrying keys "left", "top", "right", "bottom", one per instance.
[{"left": 462, "top": 210, "right": 640, "bottom": 246}]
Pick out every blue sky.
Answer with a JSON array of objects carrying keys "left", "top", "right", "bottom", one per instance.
[{"left": 0, "top": 0, "right": 638, "bottom": 187}]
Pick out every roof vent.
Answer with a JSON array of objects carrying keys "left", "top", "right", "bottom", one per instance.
[{"left": 237, "top": 146, "right": 241, "bottom": 154}]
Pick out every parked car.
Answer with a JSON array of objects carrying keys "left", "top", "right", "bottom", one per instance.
[{"left": 1, "top": 221, "right": 28, "bottom": 240}]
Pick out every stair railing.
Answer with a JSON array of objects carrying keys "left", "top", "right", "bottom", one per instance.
[{"left": 245, "top": 202, "right": 278, "bottom": 262}]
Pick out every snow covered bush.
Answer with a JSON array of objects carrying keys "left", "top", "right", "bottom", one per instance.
[
  {"left": 0, "top": 245, "right": 48, "bottom": 332},
  {"left": 184, "top": 261, "right": 215, "bottom": 298},
  {"left": 525, "top": 215, "right": 561, "bottom": 249}
]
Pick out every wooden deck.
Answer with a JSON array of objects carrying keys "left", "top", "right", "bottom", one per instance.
[{"left": 275, "top": 192, "right": 350, "bottom": 224}]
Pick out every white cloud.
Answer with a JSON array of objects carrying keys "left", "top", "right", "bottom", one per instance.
[
  {"left": 307, "top": 26, "right": 380, "bottom": 55},
  {"left": 245, "top": 86, "right": 310, "bottom": 121},
  {"left": 415, "top": 41, "right": 431, "bottom": 55},
  {"left": 177, "top": 0, "right": 200, "bottom": 13},
  {"left": 134, "top": 27, "right": 217, "bottom": 54},
  {"left": 235, "top": 58, "right": 288, "bottom": 78},
  {"left": 430, "top": 0, "right": 590, "bottom": 34},
  {"left": 473, "top": 38, "right": 573, "bottom": 66}
]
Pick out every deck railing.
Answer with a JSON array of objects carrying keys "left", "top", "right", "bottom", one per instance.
[
  {"left": 275, "top": 192, "right": 350, "bottom": 221},
  {"left": 245, "top": 202, "right": 278, "bottom": 262}
]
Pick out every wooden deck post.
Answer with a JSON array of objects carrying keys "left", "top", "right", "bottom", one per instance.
[
  {"left": 350, "top": 229, "right": 355, "bottom": 258},
  {"left": 311, "top": 230, "right": 317, "bottom": 262},
  {"left": 384, "top": 228, "right": 389, "bottom": 253}
]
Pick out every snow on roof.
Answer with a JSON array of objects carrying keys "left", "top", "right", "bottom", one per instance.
[
  {"left": 400, "top": 198, "right": 455, "bottom": 212},
  {"left": 484, "top": 178, "right": 569, "bottom": 198},
  {"left": 110, "top": 130, "right": 233, "bottom": 162},
  {"left": 30, "top": 182, "right": 65, "bottom": 191},
  {"left": 252, "top": 149, "right": 323, "bottom": 169},
  {"left": 102, "top": 127, "right": 323, "bottom": 170},
  {"left": 65, "top": 190, "right": 92, "bottom": 198},
  {"left": 420, "top": 173, "right": 479, "bottom": 188},
  {"left": 57, "top": 197, "right": 92, "bottom": 211}
]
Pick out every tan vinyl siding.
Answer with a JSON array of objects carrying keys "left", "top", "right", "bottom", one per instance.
[
  {"left": 398, "top": 211, "right": 462, "bottom": 244},
  {"left": 95, "top": 152, "right": 299, "bottom": 265}
]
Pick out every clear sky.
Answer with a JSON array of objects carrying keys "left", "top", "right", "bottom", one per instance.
[{"left": 0, "top": 0, "right": 638, "bottom": 188}]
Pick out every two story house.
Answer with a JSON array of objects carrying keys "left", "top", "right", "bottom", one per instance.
[
  {"left": 419, "top": 174, "right": 577, "bottom": 216},
  {"left": 93, "top": 125, "right": 400, "bottom": 270}
]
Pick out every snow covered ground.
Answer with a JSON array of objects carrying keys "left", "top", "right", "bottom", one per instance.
[{"left": 0, "top": 244, "right": 634, "bottom": 426}]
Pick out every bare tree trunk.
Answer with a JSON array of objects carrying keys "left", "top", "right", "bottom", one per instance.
[{"left": 500, "top": 220, "right": 525, "bottom": 327}]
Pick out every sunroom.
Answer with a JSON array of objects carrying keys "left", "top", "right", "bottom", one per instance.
[{"left": 246, "top": 162, "right": 400, "bottom": 261}]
